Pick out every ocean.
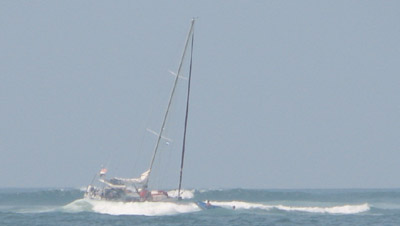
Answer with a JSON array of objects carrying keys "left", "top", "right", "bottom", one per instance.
[{"left": 1, "top": 188, "right": 400, "bottom": 225}]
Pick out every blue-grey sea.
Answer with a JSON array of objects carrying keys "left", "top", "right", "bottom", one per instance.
[{"left": 1, "top": 188, "right": 400, "bottom": 225}]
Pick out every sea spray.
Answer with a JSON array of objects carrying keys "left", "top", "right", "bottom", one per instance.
[
  {"left": 274, "top": 203, "right": 370, "bottom": 214},
  {"left": 65, "top": 199, "right": 200, "bottom": 216},
  {"left": 167, "top": 189, "right": 195, "bottom": 199},
  {"left": 211, "top": 200, "right": 369, "bottom": 214},
  {"left": 4, "top": 187, "right": 399, "bottom": 224}
]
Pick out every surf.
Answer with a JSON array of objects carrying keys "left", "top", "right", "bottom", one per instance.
[
  {"left": 211, "top": 201, "right": 370, "bottom": 214},
  {"left": 63, "top": 198, "right": 200, "bottom": 216}
]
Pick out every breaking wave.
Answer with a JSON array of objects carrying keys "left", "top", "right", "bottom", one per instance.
[
  {"left": 63, "top": 199, "right": 200, "bottom": 216},
  {"left": 61, "top": 189, "right": 197, "bottom": 216},
  {"left": 62, "top": 199, "right": 369, "bottom": 216},
  {"left": 274, "top": 203, "right": 370, "bottom": 214},
  {"left": 3, "top": 188, "right": 391, "bottom": 216},
  {"left": 167, "top": 189, "right": 195, "bottom": 199},
  {"left": 212, "top": 201, "right": 370, "bottom": 214}
]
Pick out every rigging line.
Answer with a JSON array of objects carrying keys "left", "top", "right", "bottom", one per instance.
[
  {"left": 178, "top": 22, "right": 195, "bottom": 199},
  {"left": 133, "top": 78, "right": 166, "bottom": 176},
  {"left": 146, "top": 19, "right": 196, "bottom": 187}
]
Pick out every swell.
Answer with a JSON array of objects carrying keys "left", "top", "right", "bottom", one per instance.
[
  {"left": 0, "top": 188, "right": 83, "bottom": 206},
  {"left": 196, "top": 188, "right": 400, "bottom": 203},
  {"left": 63, "top": 199, "right": 200, "bottom": 216},
  {"left": 211, "top": 200, "right": 370, "bottom": 214},
  {"left": 2, "top": 188, "right": 400, "bottom": 216}
]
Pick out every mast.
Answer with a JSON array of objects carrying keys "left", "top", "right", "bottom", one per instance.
[
  {"left": 178, "top": 26, "right": 194, "bottom": 199},
  {"left": 146, "top": 19, "right": 196, "bottom": 187}
]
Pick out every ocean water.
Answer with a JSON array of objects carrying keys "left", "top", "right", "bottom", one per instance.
[{"left": 1, "top": 188, "right": 400, "bottom": 225}]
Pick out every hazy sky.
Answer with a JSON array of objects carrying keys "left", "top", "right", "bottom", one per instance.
[{"left": 1, "top": 1, "right": 399, "bottom": 189}]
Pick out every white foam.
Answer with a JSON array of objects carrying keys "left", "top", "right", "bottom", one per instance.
[
  {"left": 212, "top": 201, "right": 273, "bottom": 210},
  {"left": 167, "top": 189, "right": 195, "bottom": 199},
  {"left": 14, "top": 206, "right": 59, "bottom": 214},
  {"left": 274, "top": 203, "right": 370, "bottom": 214},
  {"left": 211, "top": 201, "right": 370, "bottom": 214},
  {"left": 64, "top": 198, "right": 370, "bottom": 216},
  {"left": 79, "top": 186, "right": 88, "bottom": 192},
  {"left": 63, "top": 199, "right": 200, "bottom": 216},
  {"left": 63, "top": 199, "right": 93, "bottom": 213}
]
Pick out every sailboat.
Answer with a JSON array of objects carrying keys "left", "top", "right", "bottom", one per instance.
[{"left": 84, "top": 19, "right": 196, "bottom": 202}]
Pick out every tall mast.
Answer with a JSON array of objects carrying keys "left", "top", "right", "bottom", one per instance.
[
  {"left": 178, "top": 26, "right": 194, "bottom": 199},
  {"left": 146, "top": 19, "right": 196, "bottom": 187}
]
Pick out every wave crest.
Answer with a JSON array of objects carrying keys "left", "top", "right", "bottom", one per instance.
[
  {"left": 167, "top": 189, "right": 194, "bottom": 199},
  {"left": 63, "top": 199, "right": 200, "bottom": 216},
  {"left": 211, "top": 201, "right": 370, "bottom": 214}
]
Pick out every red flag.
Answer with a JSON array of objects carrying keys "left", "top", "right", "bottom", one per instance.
[{"left": 99, "top": 168, "right": 108, "bottom": 175}]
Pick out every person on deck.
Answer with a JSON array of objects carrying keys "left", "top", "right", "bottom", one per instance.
[{"left": 139, "top": 185, "right": 150, "bottom": 201}]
